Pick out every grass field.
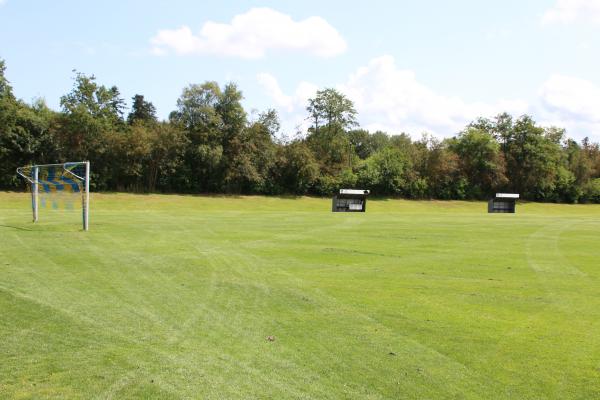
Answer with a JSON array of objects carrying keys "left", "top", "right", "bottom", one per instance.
[{"left": 1, "top": 192, "right": 599, "bottom": 399}]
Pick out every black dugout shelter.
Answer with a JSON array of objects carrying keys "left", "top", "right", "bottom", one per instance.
[
  {"left": 488, "top": 193, "right": 519, "bottom": 213},
  {"left": 332, "top": 189, "right": 370, "bottom": 212}
]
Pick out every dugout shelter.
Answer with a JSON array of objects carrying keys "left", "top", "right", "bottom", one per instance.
[
  {"left": 488, "top": 193, "right": 519, "bottom": 213},
  {"left": 332, "top": 189, "right": 370, "bottom": 212}
]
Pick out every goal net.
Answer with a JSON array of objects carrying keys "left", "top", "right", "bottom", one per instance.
[{"left": 17, "top": 161, "right": 90, "bottom": 230}]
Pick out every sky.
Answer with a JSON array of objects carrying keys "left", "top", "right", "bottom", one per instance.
[{"left": 1, "top": 0, "right": 600, "bottom": 141}]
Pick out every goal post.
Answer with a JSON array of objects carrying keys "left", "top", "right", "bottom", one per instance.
[
  {"left": 17, "top": 161, "right": 91, "bottom": 231},
  {"left": 31, "top": 165, "right": 39, "bottom": 223}
]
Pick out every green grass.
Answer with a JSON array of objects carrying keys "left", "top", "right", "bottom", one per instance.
[{"left": 1, "top": 192, "right": 599, "bottom": 399}]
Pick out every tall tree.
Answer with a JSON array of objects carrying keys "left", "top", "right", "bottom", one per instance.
[
  {"left": 508, "top": 117, "right": 571, "bottom": 199},
  {"left": 127, "top": 94, "right": 157, "bottom": 125},
  {"left": 171, "top": 82, "right": 248, "bottom": 192},
  {"left": 306, "top": 89, "right": 358, "bottom": 175},
  {"left": 58, "top": 72, "right": 126, "bottom": 189},
  {"left": 450, "top": 127, "right": 507, "bottom": 198},
  {"left": 217, "top": 83, "right": 254, "bottom": 192},
  {"left": 0, "top": 62, "right": 59, "bottom": 187},
  {"left": 357, "top": 147, "right": 411, "bottom": 195},
  {"left": 171, "top": 82, "right": 224, "bottom": 192},
  {"left": 274, "top": 141, "right": 319, "bottom": 194},
  {"left": 224, "top": 112, "right": 277, "bottom": 193},
  {"left": 0, "top": 59, "right": 21, "bottom": 187},
  {"left": 348, "top": 129, "right": 390, "bottom": 159},
  {"left": 307, "top": 88, "right": 357, "bottom": 132},
  {"left": 423, "top": 139, "right": 465, "bottom": 199},
  {"left": 60, "top": 72, "right": 125, "bottom": 123},
  {"left": 171, "top": 82, "right": 222, "bottom": 133}
]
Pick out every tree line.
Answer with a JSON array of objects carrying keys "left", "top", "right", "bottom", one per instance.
[{"left": 1, "top": 58, "right": 599, "bottom": 202}]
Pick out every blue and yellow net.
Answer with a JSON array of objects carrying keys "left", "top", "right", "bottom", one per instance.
[{"left": 17, "top": 162, "right": 88, "bottom": 212}]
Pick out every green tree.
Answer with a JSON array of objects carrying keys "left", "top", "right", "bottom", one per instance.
[
  {"left": 583, "top": 178, "right": 600, "bottom": 203},
  {"left": 306, "top": 88, "right": 359, "bottom": 175},
  {"left": 450, "top": 127, "right": 507, "bottom": 198},
  {"left": 357, "top": 147, "right": 411, "bottom": 195},
  {"left": 274, "top": 141, "right": 319, "bottom": 194},
  {"left": 348, "top": 129, "right": 390, "bottom": 159},
  {"left": 468, "top": 113, "right": 579, "bottom": 201},
  {"left": 58, "top": 72, "right": 127, "bottom": 189},
  {"left": 110, "top": 122, "right": 152, "bottom": 191},
  {"left": 306, "top": 127, "right": 355, "bottom": 175},
  {"left": 218, "top": 83, "right": 254, "bottom": 192},
  {"left": 0, "top": 60, "right": 10, "bottom": 93},
  {"left": 507, "top": 117, "right": 568, "bottom": 199},
  {"left": 223, "top": 109, "right": 277, "bottom": 193},
  {"left": 127, "top": 94, "right": 157, "bottom": 125},
  {"left": 424, "top": 139, "right": 466, "bottom": 199},
  {"left": 171, "top": 82, "right": 222, "bottom": 133},
  {"left": 0, "top": 61, "right": 59, "bottom": 187},
  {"left": 171, "top": 82, "right": 224, "bottom": 192},
  {"left": 61, "top": 72, "right": 125, "bottom": 124},
  {"left": 307, "top": 88, "right": 357, "bottom": 132},
  {"left": 0, "top": 59, "right": 20, "bottom": 187},
  {"left": 565, "top": 139, "right": 594, "bottom": 185}
]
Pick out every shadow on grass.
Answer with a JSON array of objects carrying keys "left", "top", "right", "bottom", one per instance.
[
  {"left": 95, "top": 191, "right": 306, "bottom": 200},
  {"left": 0, "top": 224, "right": 33, "bottom": 231}
]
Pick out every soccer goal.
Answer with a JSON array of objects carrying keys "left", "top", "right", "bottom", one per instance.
[{"left": 16, "top": 161, "right": 90, "bottom": 230}]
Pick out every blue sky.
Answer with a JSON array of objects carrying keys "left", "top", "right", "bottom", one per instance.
[{"left": 1, "top": 0, "right": 600, "bottom": 140}]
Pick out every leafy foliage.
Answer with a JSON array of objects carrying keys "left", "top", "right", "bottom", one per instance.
[
  {"left": 0, "top": 58, "right": 599, "bottom": 202},
  {"left": 127, "top": 94, "right": 157, "bottom": 125}
]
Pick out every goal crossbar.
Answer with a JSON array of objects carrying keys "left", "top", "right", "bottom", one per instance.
[{"left": 17, "top": 162, "right": 86, "bottom": 183}]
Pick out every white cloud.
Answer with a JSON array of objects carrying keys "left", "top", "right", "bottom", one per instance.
[
  {"left": 256, "top": 73, "right": 318, "bottom": 136},
  {"left": 257, "top": 73, "right": 318, "bottom": 112},
  {"left": 259, "top": 56, "right": 527, "bottom": 137},
  {"left": 338, "top": 56, "right": 528, "bottom": 135},
  {"left": 538, "top": 74, "right": 600, "bottom": 139},
  {"left": 256, "top": 73, "right": 294, "bottom": 112},
  {"left": 541, "top": 0, "right": 600, "bottom": 25},
  {"left": 540, "top": 74, "right": 600, "bottom": 121},
  {"left": 259, "top": 56, "right": 600, "bottom": 141},
  {"left": 150, "top": 8, "right": 347, "bottom": 59}
]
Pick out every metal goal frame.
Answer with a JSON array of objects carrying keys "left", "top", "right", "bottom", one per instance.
[{"left": 16, "top": 161, "right": 90, "bottom": 230}]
